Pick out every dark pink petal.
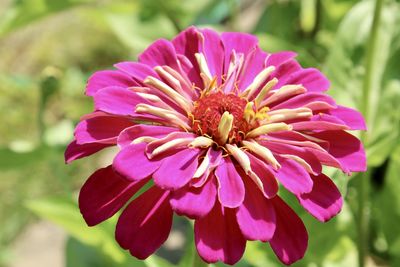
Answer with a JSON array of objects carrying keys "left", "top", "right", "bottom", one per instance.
[
  {"left": 263, "top": 141, "right": 322, "bottom": 175},
  {"left": 114, "top": 61, "right": 159, "bottom": 84},
  {"left": 139, "top": 39, "right": 179, "bottom": 70},
  {"left": 246, "top": 153, "right": 279, "bottom": 198},
  {"left": 311, "top": 130, "right": 366, "bottom": 172},
  {"left": 79, "top": 166, "right": 148, "bottom": 226},
  {"left": 170, "top": 175, "right": 217, "bottom": 219},
  {"left": 270, "top": 196, "right": 308, "bottom": 265},
  {"left": 153, "top": 148, "right": 201, "bottom": 190},
  {"left": 199, "top": 28, "right": 224, "bottom": 83},
  {"left": 64, "top": 140, "right": 111, "bottom": 163},
  {"left": 86, "top": 70, "right": 135, "bottom": 96},
  {"left": 191, "top": 148, "right": 223, "bottom": 188},
  {"left": 195, "top": 203, "right": 246, "bottom": 265},
  {"left": 221, "top": 32, "right": 258, "bottom": 73},
  {"left": 270, "top": 59, "right": 302, "bottom": 84},
  {"left": 93, "top": 86, "right": 148, "bottom": 116},
  {"left": 172, "top": 27, "right": 202, "bottom": 87},
  {"left": 291, "top": 120, "right": 348, "bottom": 131},
  {"left": 274, "top": 157, "right": 313, "bottom": 194},
  {"left": 272, "top": 92, "right": 336, "bottom": 110},
  {"left": 117, "top": 125, "right": 178, "bottom": 148},
  {"left": 236, "top": 177, "right": 276, "bottom": 242},
  {"left": 116, "top": 186, "right": 172, "bottom": 259},
  {"left": 75, "top": 115, "right": 133, "bottom": 145},
  {"left": 278, "top": 68, "right": 330, "bottom": 92},
  {"left": 329, "top": 105, "right": 367, "bottom": 130},
  {"left": 239, "top": 48, "right": 269, "bottom": 92},
  {"left": 215, "top": 157, "right": 245, "bottom": 208},
  {"left": 266, "top": 51, "right": 297, "bottom": 67},
  {"left": 113, "top": 143, "right": 162, "bottom": 181},
  {"left": 297, "top": 173, "right": 343, "bottom": 222}
]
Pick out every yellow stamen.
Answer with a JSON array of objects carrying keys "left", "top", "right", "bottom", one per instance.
[
  {"left": 254, "top": 78, "right": 278, "bottom": 107},
  {"left": 189, "top": 136, "right": 214, "bottom": 148},
  {"left": 246, "top": 122, "right": 292, "bottom": 139},
  {"left": 217, "top": 111, "right": 234, "bottom": 144}
]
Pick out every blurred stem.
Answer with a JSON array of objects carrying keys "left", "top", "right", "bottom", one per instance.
[
  {"left": 192, "top": 248, "right": 208, "bottom": 267},
  {"left": 358, "top": 0, "right": 384, "bottom": 266}
]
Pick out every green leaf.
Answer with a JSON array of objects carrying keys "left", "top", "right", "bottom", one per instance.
[
  {"left": 25, "top": 196, "right": 128, "bottom": 264},
  {"left": 324, "top": 0, "right": 400, "bottom": 167}
]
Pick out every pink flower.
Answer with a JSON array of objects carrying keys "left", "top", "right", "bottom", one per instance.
[{"left": 66, "top": 26, "right": 366, "bottom": 265}]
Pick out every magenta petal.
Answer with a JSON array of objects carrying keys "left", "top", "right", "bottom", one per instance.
[
  {"left": 312, "top": 130, "right": 366, "bottom": 172},
  {"left": 236, "top": 177, "right": 276, "bottom": 242},
  {"left": 195, "top": 203, "right": 246, "bottom": 265},
  {"left": 280, "top": 68, "right": 330, "bottom": 92},
  {"left": 65, "top": 140, "right": 111, "bottom": 163},
  {"left": 94, "top": 86, "right": 147, "bottom": 116},
  {"left": 79, "top": 166, "right": 148, "bottom": 226},
  {"left": 153, "top": 148, "right": 201, "bottom": 190},
  {"left": 199, "top": 28, "right": 224, "bottom": 83},
  {"left": 274, "top": 157, "right": 313, "bottom": 194},
  {"left": 266, "top": 51, "right": 297, "bottom": 67},
  {"left": 113, "top": 143, "right": 162, "bottom": 181},
  {"left": 139, "top": 39, "right": 179, "bottom": 70},
  {"left": 170, "top": 176, "right": 217, "bottom": 219},
  {"left": 116, "top": 186, "right": 172, "bottom": 260},
  {"left": 75, "top": 115, "right": 133, "bottom": 145},
  {"left": 329, "top": 105, "right": 367, "bottom": 130},
  {"left": 270, "top": 196, "right": 308, "bottom": 265},
  {"left": 272, "top": 92, "right": 336, "bottom": 110},
  {"left": 117, "top": 125, "right": 178, "bottom": 148},
  {"left": 297, "top": 173, "right": 343, "bottom": 222},
  {"left": 114, "top": 61, "right": 159, "bottom": 84},
  {"left": 215, "top": 157, "right": 245, "bottom": 208},
  {"left": 246, "top": 153, "right": 279, "bottom": 198},
  {"left": 86, "top": 70, "right": 135, "bottom": 96}
]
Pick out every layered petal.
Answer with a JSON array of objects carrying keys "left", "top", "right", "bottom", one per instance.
[
  {"left": 195, "top": 203, "right": 246, "bottom": 265},
  {"left": 297, "top": 173, "right": 343, "bottom": 222},
  {"left": 170, "top": 175, "right": 217, "bottom": 219},
  {"left": 270, "top": 196, "right": 308, "bottom": 265},
  {"left": 236, "top": 177, "right": 276, "bottom": 242},
  {"left": 215, "top": 157, "right": 245, "bottom": 208},
  {"left": 86, "top": 70, "right": 135, "bottom": 96},
  {"left": 79, "top": 166, "right": 148, "bottom": 226},
  {"left": 65, "top": 140, "right": 111, "bottom": 163},
  {"left": 116, "top": 186, "right": 173, "bottom": 259}
]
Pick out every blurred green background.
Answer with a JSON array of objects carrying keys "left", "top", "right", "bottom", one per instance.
[{"left": 0, "top": 0, "right": 400, "bottom": 266}]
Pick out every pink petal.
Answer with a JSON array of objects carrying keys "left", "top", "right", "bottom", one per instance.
[
  {"left": 117, "top": 125, "right": 178, "bottom": 148},
  {"left": 215, "top": 157, "right": 245, "bottom": 208},
  {"left": 291, "top": 120, "right": 348, "bottom": 131},
  {"left": 146, "top": 132, "right": 197, "bottom": 158},
  {"left": 86, "top": 70, "right": 135, "bottom": 96},
  {"left": 139, "top": 39, "right": 179, "bottom": 70},
  {"left": 64, "top": 140, "right": 111, "bottom": 164},
  {"left": 311, "top": 130, "right": 366, "bottom": 172},
  {"left": 75, "top": 115, "right": 133, "bottom": 145},
  {"left": 278, "top": 68, "right": 330, "bottom": 92},
  {"left": 297, "top": 173, "right": 343, "bottom": 222},
  {"left": 237, "top": 47, "right": 268, "bottom": 91},
  {"left": 266, "top": 51, "right": 297, "bottom": 67},
  {"left": 93, "top": 86, "right": 148, "bottom": 116},
  {"left": 274, "top": 156, "right": 313, "bottom": 194},
  {"left": 221, "top": 32, "right": 258, "bottom": 73},
  {"left": 113, "top": 143, "right": 162, "bottom": 181},
  {"left": 153, "top": 148, "right": 201, "bottom": 190},
  {"left": 246, "top": 152, "right": 279, "bottom": 198},
  {"left": 329, "top": 105, "right": 367, "bottom": 130},
  {"left": 272, "top": 92, "right": 336, "bottom": 110},
  {"left": 199, "top": 28, "right": 225, "bottom": 83},
  {"left": 195, "top": 203, "right": 246, "bottom": 265},
  {"left": 263, "top": 141, "right": 322, "bottom": 175},
  {"left": 191, "top": 148, "right": 223, "bottom": 188},
  {"left": 172, "top": 27, "right": 202, "bottom": 87},
  {"left": 170, "top": 175, "right": 217, "bottom": 219},
  {"left": 270, "top": 59, "right": 302, "bottom": 84},
  {"left": 236, "top": 177, "right": 276, "bottom": 242},
  {"left": 270, "top": 196, "right": 308, "bottom": 265},
  {"left": 116, "top": 186, "right": 172, "bottom": 260},
  {"left": 114, "top": 61, "right": 159, "bottom": 84},
  {"left": 79, "top": 165, "right": 148, "bottom": 226}
]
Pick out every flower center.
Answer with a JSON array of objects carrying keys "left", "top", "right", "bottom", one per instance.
[{"left": 191, "top": 92, "right": 254, "bottom": 144}]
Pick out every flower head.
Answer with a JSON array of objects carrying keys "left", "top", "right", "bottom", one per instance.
[{"left": 66, "top": 26, "right": 366, "bottom": 265}]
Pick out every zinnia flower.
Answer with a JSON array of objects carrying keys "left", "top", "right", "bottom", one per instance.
[{"left": 66, "top": 26, "right": 366, "bottom": 265}]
